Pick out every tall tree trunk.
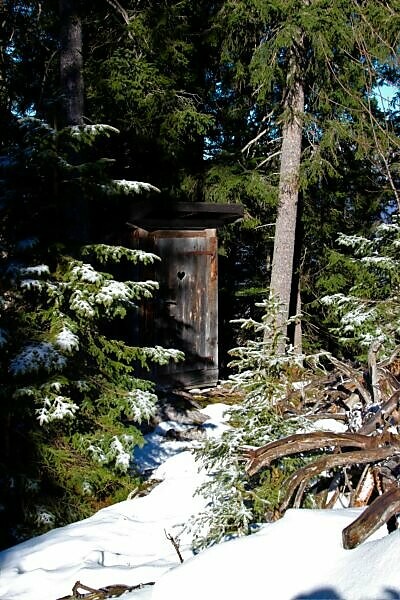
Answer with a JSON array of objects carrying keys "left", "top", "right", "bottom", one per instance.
[
  {"left": 294, "top": 281, "right": 302, "bottom": 355},
  {"left": 59, "top": 0, "right": 88, "bottom": 242},
  {"left": 59, "top": 0, "right": 84, "bottom": 126},
  {"left": 268, "top": 51, "right": 304, "bottom": 352}
]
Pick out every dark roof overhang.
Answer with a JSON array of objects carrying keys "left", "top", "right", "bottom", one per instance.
[{"left": 129, "top": 200, "right": 244, "bottom": 231}]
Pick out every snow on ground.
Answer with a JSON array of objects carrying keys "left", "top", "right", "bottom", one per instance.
[
  {"left": 153, "top": 508, "right": 398, "bottom": 600},
  {"left": 0, "top": 401, "right": 400, "bottom": 600}
]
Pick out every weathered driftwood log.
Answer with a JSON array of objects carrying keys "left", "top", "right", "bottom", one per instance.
[
  {"left": 279, "top": 446, "right": 400, "bottom": 513},
  {"left": 303, "top": 412, "right": 348, "bottom": 422},
  {"left": 342, "top": 485, "right": 400, "bottom": 549},
  {"left": 327, "top": 356, "right": 372, "bottom": 405},
  {"left": 358, "top": 389, "right": 400, "bottom": 435},
  {"left": 57, "top": 580, "right": 155, "bottom": 600},
  {"left": 368, "top": 340, "right": 382, "bottom": 404},
  {"left": 241, "top": 431, "right": 392, "bottom": 477},
  {"left": 350, "top": 465, "right": 376, "bottom": 507}
]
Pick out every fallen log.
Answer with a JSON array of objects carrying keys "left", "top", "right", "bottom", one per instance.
[
  {"left": 241, "top": 431, "right": 392, "bottom": 477},
  {"left": 342, "top": 485, "right": 400, "bottom": 549},
  {"left": 357, "top": 389, "right": 400, "bottom": 435},
  {"left": 279, "top": 446, "right": 400, "bottom": 513}
]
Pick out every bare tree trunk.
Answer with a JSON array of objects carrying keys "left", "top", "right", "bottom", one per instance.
[
  {"left": 59, "top": 0, "right": 88, "bottom": 242},
  {"left": 268, "top": 51, "right": 304, "bottom": 352},
  {"left": 294, "top": 281, "right": 302, "bottom": 354},
  {"left": 59, "top": 0, "right": 84, "bottom": 126}
]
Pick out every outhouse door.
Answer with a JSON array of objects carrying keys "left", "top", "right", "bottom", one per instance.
[{"left": 146, "top": 228, "right": 218, "bottom": 388}]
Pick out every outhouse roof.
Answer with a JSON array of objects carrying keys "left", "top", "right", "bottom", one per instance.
[{"left": 129, "top": 200, "right": 244, "bottom": 230}]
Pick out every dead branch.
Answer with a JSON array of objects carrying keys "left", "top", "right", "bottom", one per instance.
[
  {"left": 350, "top": 465, "right": 375, "bottom": 507},
  {"left": 377, "top": 367, "right": 400, "bottom": 402},
  {"left": 57, "top": 580, "right": 155, "bottom": 600},
  {"left": 256, "top": 150, "right": 282, "bottom": 169},
  {"left": 73, "top": 581, "right": 102, "bottom": 598},
  {"left": 236, "top": 348, "right": 400, "bottom": 548},
  {"left": 343, "top": 485, "right": 400, "bottom": 549},
  {"left": 241, "top": 110, "right": 277, "bottom": 154},
  {"left": 357, "top": 389, "right": 400, "bottom": 435},
  {"left": 303, "top": 413, "right": 348, "bottom": 422},
  {"left": 368, "top": 341, "right": 382, "bottom": 403},
  {"left": 105, "top": 0, "right": 131, "bottom": 25},
  {"left": 327, "top": 356, "right": 371, "bottom": 405},
  {"left": 241, "top": 431, "right": 386, "bottom": 476},
  {"left": 280, "top": 446, "right": 400, "bottom": 513},
  {"left": 164, "top": 529, "right": 184, "bottom": 563},
  {"left": 380, "top": 345, "right": 400, "bottom": 369},
  {"left": 241, "top": 128, "right": 268, "bottom": 153}
]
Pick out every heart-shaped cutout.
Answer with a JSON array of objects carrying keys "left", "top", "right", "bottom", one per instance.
[{"left": 177, "top": 271, "right": 185, "bottom": 280}]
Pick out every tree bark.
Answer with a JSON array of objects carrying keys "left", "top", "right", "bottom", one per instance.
[
  {"left": 59, "top": 0, "right": 88, "bottom": 242},
  {"left": 293, "top": 279, "right": 302, "bottom": 354},
  {"left": 268, "top": 51, "right": 304, "bottom": 351},
  {"left": 59, "top": 0, "right": 84, "bottom": 126}
]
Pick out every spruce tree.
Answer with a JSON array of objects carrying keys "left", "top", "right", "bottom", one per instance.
[
  {"left": 0, "top": 114, "right": 184, "bottom": 548},
  {"left": 82, "top": 0, "right": 216, "bottom": 199},
  {"left": 0, "top": 0, "right": 185, "bottom": 547},
  {"left": 320, "top": 217, "right": 400, "bottom": 361},
  {"left": 187, "top": 298, "right": 324, "bottom": 550},
  {"left": 205, "top": 0, "right": 399, "bottom": 350}
]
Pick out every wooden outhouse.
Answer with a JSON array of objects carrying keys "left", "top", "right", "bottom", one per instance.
[{"left": 129, "top": 200, "right": 244, "bottom": 389}]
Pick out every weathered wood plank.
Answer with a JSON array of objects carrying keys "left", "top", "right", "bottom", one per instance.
[{"left": 146, "top": 229, "right": 219, "bottom": 388}]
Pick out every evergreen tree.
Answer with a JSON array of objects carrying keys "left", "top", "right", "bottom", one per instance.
[
  {"left": 0, "top": 1, "right": 60, "bottom": 124},
  {"left": 320, "top": 216, "right": 400, "bottom": 361},
  {"left": 2, "top": 0, "right": 399, "bottom": 548},
  {"left": 0, "top": 115, "right": 183, "bottom": 548},
  {"left": 301, "top": 138, "right": 398, "bottom": 355},
  {"left": 0, "top": 0, "right": 185, "bottom": 546},
  {"left": 205, "top": 0, "right": 399, "bottom": 351},
  {"left": 82, "top": 0, "right": 216, "bottom": 199},
  {"left": 187, "top": 298, "right": 324, "bottom": 550}
]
